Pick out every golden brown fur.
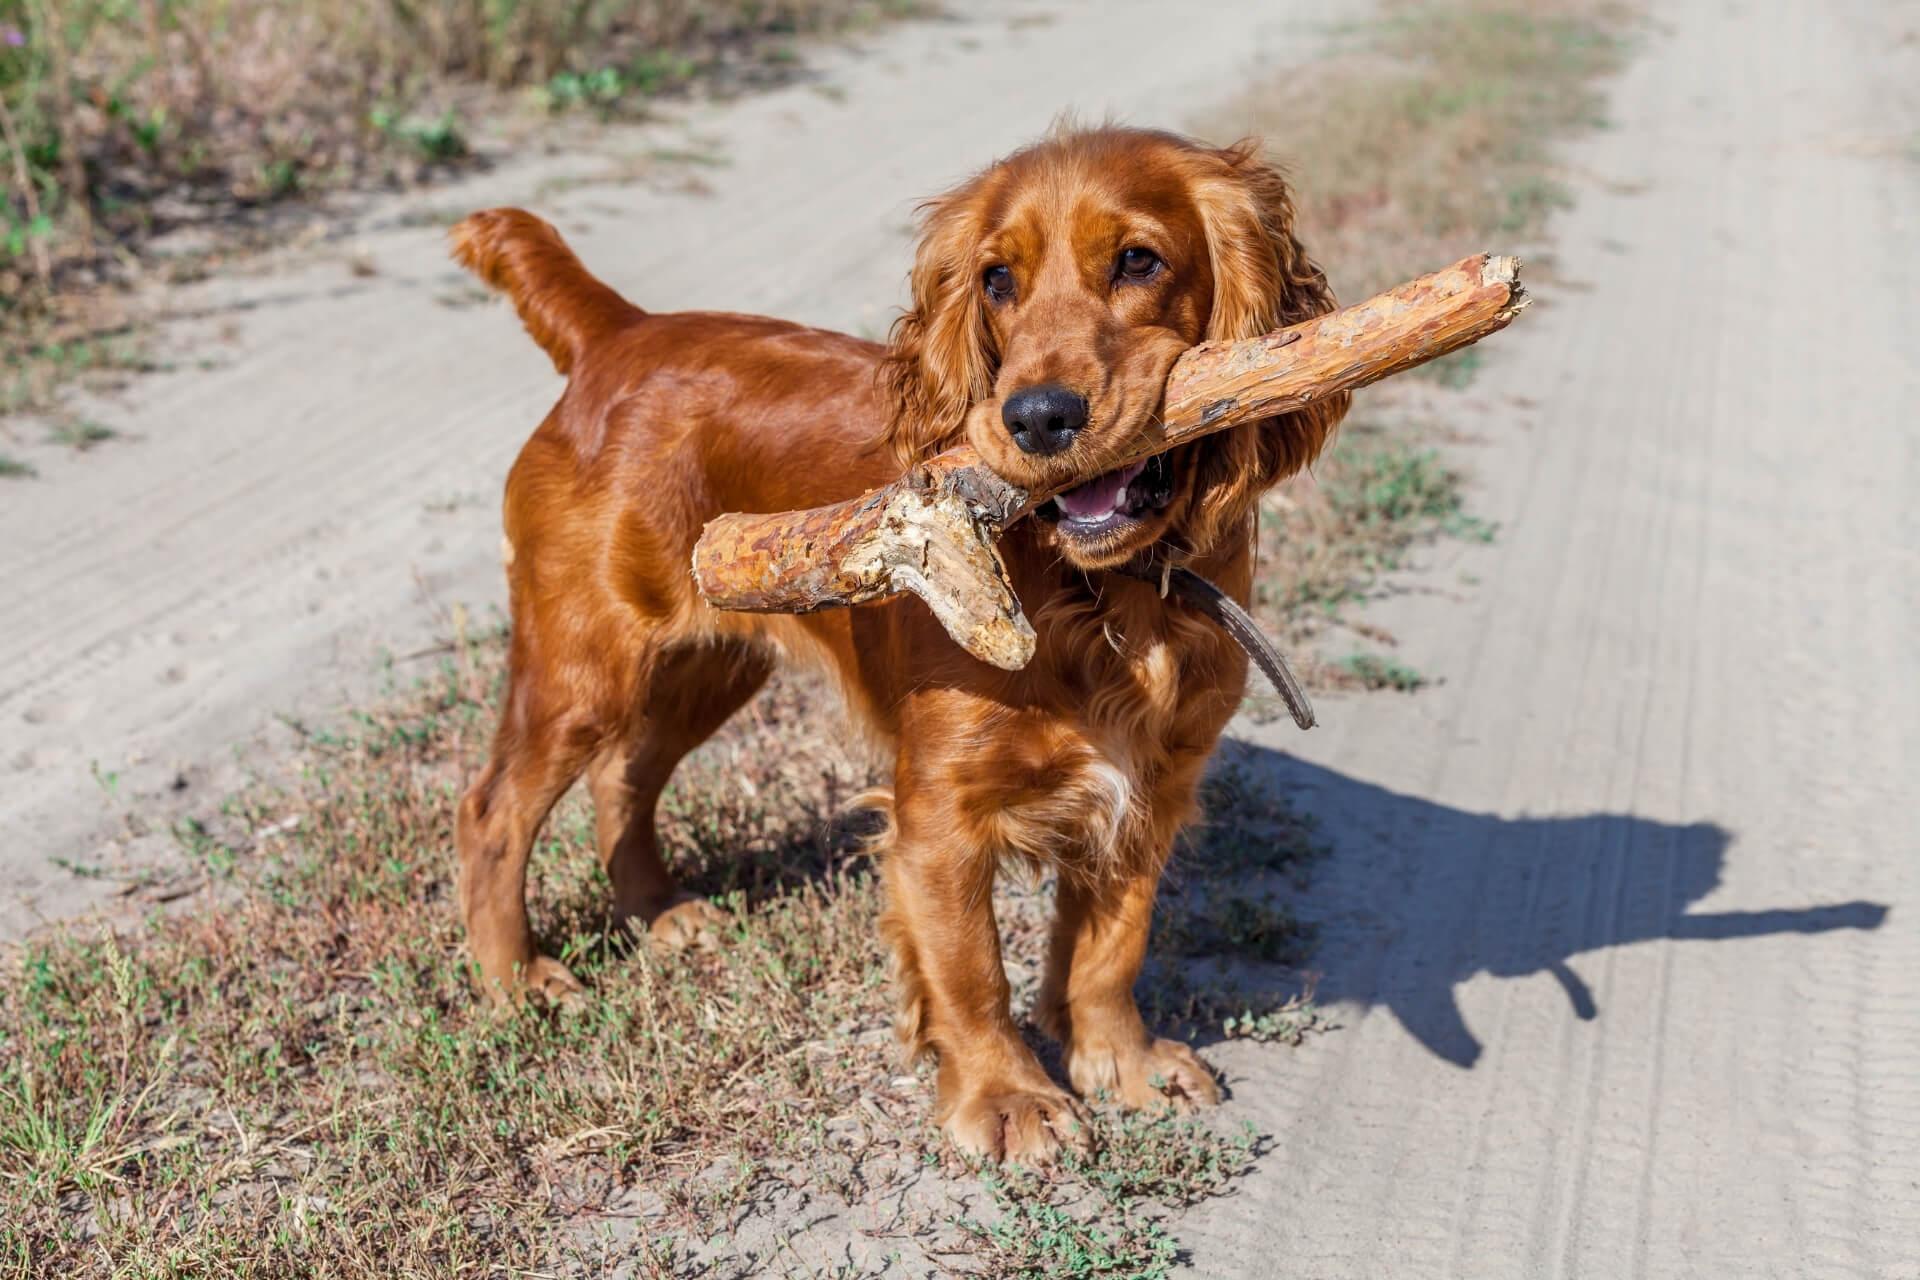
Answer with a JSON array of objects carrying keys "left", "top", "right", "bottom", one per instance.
[{"left": 449, "top": 127, "right": 1347, "bottom": 1163}]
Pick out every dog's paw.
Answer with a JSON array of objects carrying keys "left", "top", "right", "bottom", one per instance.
[
  {"left": 522, "top": 953, "right": 586, "bottom": 1003},
  {"left": 1068, "top": 1035, "right": 1220, "bottom": 1112},
  {"left": 477, "top": 952, "right": 585, "bottom": 1007},
  {"left": 643, "top": 895, "right": 730, "bottom": 951},
  {"left": 943, "top": 1083, "right": 1092, "bottom": 1166}
]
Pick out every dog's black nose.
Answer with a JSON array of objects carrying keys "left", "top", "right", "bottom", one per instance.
[{"left": 1001, "top": 384, "right": 1088, "bottom": 456}]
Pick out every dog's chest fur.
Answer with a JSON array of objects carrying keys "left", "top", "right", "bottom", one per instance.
[{"left": 982, "top": 585, "right": 1234, "bottom": 869}]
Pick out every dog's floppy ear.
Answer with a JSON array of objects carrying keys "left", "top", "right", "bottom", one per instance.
[
  {"left": 1190, "top": 139, "right": 1336, "bottom": 341},
  {"left": 1182, "top": 140, "right": 1349, "bottom": 555},
  {"left": 880, "top": 184, "right": 997, "bottom": 465}
]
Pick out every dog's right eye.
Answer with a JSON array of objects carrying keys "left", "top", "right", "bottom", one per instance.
[{"left": 983, "top": 265, "right": 1014, "bottom": 302}]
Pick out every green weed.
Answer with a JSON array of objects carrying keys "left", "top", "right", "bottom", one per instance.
[
  {"left": 44, "top": 416, "right": 112, "bottom": 450},
  {"left": 370, "top": 107, "right": 468, "bottom": 163},
  {"left": 1252, "top": 422, "right": 1495, "bottom": 652},
  {"left": 1337, "top": 653, "right": 1430, "bottom": 692}
]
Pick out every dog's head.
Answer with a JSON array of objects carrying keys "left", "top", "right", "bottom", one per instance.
[{"left": 882, "top": 126, "right": 1347, "bottom": 571}]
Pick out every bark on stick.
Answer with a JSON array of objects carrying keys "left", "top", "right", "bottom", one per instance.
[{"left": 691, "top": 253, "right": 1530, "bottom": 669}]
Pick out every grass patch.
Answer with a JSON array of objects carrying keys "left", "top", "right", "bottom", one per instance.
[
  {"left": 0, "top": 0, "right": 920, "bottom": 271},
  {"left": 1253, "top": 421, "right": 1489, "bottom": 634},
  {"left": 1208, "top": 0, "right": 1631, "bottom": 680},
  {"left": 0, "top": 305, "right": 154, "bottom": 418},
  {"left": 941, "top": 1110, "right": 1269, "bottom": 1276},
  {"left": 0, "top": 637, "right": 1321, "bottom": 1274},
  {"left": 954, "top": 1166, "right": 1180, "bottom": 1278},
  {"left": 1336, "top": 653, "right": 1430, "bottom": 693},
  {"left": 45, "top": 415, "right": 113, "bottom": 450},
  {"left": 1141, "top": 763, "right": 1328, "bottom": 1045},
  {"left": 1203, "top": 0, "right": 1632, "bottom": 298},
  {"left": 0, "top": 0, "right": 926, "bottom": 421},
  {"left": 0, "top": 451, "right": 30, "bottom": 477}
]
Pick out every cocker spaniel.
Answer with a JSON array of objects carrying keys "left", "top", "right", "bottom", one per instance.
[{"left": 449, "top": 125, "right": 1347, "bottom": 1162}]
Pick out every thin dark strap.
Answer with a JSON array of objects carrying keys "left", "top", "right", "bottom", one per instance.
[{"left": 1111, "top": 562, "right": 1316, "bottom": 731}]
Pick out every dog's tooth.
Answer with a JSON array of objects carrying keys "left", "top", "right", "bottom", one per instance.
[{"left": 1114, "top": 486, "right": 1128, "bottom": 511}]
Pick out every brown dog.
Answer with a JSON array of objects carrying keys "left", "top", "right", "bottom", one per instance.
[{"left": 449, "top": 126, "right": 1347, "bottom": 1163}]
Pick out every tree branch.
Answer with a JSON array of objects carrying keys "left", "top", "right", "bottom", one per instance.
[{"left": 692, "top": 253, "right": 1530, "bottom": 669}]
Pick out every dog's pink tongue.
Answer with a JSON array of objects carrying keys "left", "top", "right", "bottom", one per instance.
[{"left": 1055, "top": 460, "right": 1146, "bottom": 520}]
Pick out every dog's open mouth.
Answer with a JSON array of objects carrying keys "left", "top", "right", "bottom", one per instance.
[{"left": 1040, "top": 452, "right": 1176, "bottom": 539}]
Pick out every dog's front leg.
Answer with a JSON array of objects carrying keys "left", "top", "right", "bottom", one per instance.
[
  {"left": 880, "top": 825, "right": 1090, "bottom": 1164},
  {"left": 1038, "top": 867, "right": 1222, "bottom": 1110}
]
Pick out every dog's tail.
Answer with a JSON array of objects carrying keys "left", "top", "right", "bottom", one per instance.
[{"left": 449, "top": 208, "right": 643, "bottom": 376}]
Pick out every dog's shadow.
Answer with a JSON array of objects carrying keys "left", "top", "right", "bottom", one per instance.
[
  {"left": 1204, "top": 742, "right": 1889, "bottom": 1068},
  {"left": 566, "top": 730, "right": 1889, "bottom": 1074}
]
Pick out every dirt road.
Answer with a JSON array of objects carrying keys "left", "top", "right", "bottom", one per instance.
[
  {"left": 1193, "top": 2, "right": 1920, "bottom": 1276},
  {"left": 3, "top": 0, "right": 1914, "bottom": 1275}
]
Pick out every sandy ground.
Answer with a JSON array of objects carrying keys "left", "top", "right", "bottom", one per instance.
[
  {"left": 1188, "top": 2, "right": 1920, "bottom": 1275},
  {"left": 3, "top": 0, "right": 1916, "bottom": 1275}
]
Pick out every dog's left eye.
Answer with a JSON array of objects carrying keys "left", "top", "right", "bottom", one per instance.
[{"left": 1117, "top": 247, "right": 1161, "bottom": 280}]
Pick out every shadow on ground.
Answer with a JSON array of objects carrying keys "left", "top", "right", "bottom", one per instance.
[{"left": 1227, "top": 743, "right": 1889, "bottom": 1068}]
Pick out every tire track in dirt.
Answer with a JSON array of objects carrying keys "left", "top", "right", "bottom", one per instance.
[{"left": 1190, "top": 1, "right": 1919, "bottom": 1275}]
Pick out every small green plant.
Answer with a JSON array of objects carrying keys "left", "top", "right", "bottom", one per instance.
[
  {"left": 0, "top": 453, "right": 32, "bottom": 478},
  {"left": 628, "top": 49, "right": 699, "bottom": 94},
  {"left": 1222, "top": 997, "right": 1330, "bottom": 1045},
  {"left": 255, "top": 156, "right": 299, "bottom": 198},
  {"left": 541, "top": 66, "right": 629, "bottom": 112},
  {"left": 957, "top": 1169, "right": 1181, "bottom": 1279},
  {"left": 2, "top": 212, "right": 54, "bottom": 264},
  {"left": 540, "top": 49, "right": 702, "bottom": 114},
  {"left": 46, "top": 417, "right": 112, "bottom": 450},
  {"left": 1337, "top": 652, "right": 1429, "bottom": 692},
  {"left": 87, "top": 761, "right": 119, "bottom": 796},
  {"left": 370, "top": 108, "right": 467, "bottom": 163}
]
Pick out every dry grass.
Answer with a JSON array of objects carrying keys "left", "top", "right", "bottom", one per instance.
[
  {"left": 0, "top": 0, "right": 915, "bottom": 273},
  {"left": 1202, "top": 0, "right": 1632, "bottom": 685},
  {"left": 1206, "top": 0, "right": 1632, "bottom": 299},
  {"left": 0, "top": 637, "right": 1314, "bottom": 1276},
  {"left": 0, "top": 0, "right": 921, "bottom": 424}
]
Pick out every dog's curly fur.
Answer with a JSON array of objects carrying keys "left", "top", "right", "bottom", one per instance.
[{"left": 449, "top": 126, "right": 1347, "bottom": 1163}]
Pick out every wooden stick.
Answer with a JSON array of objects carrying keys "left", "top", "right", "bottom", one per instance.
[{"left": 692, "top": 253, "right": 1530, "bottom": 669}]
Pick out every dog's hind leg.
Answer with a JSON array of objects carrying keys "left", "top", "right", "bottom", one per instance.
[
  {"left": 457, "top": 661, "right": 603, "bottom": 1003},
  {"left": 587, "top": 640, "right": 774, "bottom": 949}
]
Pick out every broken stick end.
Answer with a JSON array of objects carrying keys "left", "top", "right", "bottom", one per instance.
[
  {"left": 964, "top": 615, "right": 1038, "bottom": 671},
  {"left": 1481, "top": 253, "right": 1530, "bottom": 319}
]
